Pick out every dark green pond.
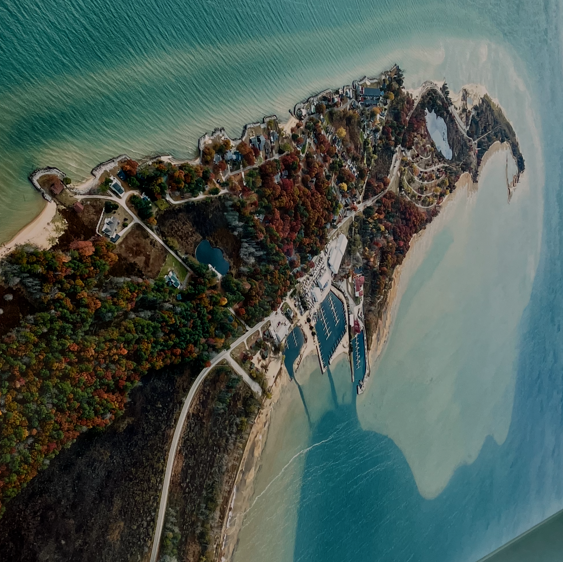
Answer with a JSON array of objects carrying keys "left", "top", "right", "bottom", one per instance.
[{"left": 195, "top": 240, "right": 230, "bottom": 275}]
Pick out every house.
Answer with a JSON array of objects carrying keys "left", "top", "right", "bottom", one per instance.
[
  {"left": 270, "top": 130, "right": 279, "bottom": 144},
  {"left": 225, "top": 150, "right": 242, "bottom": 163},
  {"left": 250, "top": 135, "right": 266, "bottom": 152},
  {"left": 50, "top": 178, "right": 64, "bottom": 195},
  {"left": 213, "top": 153, "right": 222, "bottom": 164},
  {"left": 109, "top": 176, "right": 124, "bottom": 198},
  {"left": 117, "top": 170, "right": 128, "bottom": 182},
  {"left": 165, "top": 270, "right": 181, "bottom": 289},
  {"left": 73, "top": 201, "right": 84, "bottom": 213},
  {"left": 101, "top": 216, "right": 119, "bottom": 238},
  {"left": 363, "top": 87, "right": 382, "bottom": 101},
  {"left": 354, "top": 275, "right": 365, "bottom": 298}
]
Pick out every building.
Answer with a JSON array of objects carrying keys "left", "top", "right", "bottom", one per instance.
[
  {"left": 73, "top": 201, "right": 84, "bottom": 213},
  {"left": 328, "top": 234, "right": 348, "bottom": 274},
  {"left": 50, "top": 178, "right": 64, "bottom": 195},
  {"left": 354, "top": 275, "right": 365, "bottom": 298},
  {"left": 101, "top": 216, "right": 119, "bottom": 238},
  {"left": 362, "top": 87, "right": 382, "bottom": 105},
  {"left": 250, "top": 135, "right": 266, "bottom": 152},
  {"left": 165, "top": 270, "right": 181, "bottom": 289},
  {"left": 225, "top": 150, "right": 242, "bottom": 163},
  {"left": 109, "top": 177, "right": 124, "bottom": 198},
  {"left": 318, "top": 269, "right": 331, "bottom": 291},
  {"left": 269, "top": 311, "right": 291, "bottom": 344}
]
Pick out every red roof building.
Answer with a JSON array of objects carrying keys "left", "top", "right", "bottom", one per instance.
[
  {"left": 50, "top": 178, "right": 64, "bottom": 195},
  {"left": 354, "top": 275, "right": 365, "bottom": 298},
  {"left": 73, "top": 201, "right": 84, "bottom": 213}
]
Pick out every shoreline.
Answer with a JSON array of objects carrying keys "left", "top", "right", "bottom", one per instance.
[
  {"left": 367, "top": 140, "right": 515, "bottom": 372},
  {"left": 219, "top": 142, "right": 518, "bottom": 561},
  {"left": 0, "top": 200, "right": 60, "bottom": 259}
]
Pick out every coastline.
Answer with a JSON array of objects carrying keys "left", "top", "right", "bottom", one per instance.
[
  {"left": 219, "top": 349, "right": 319, "bottom": 561},
  {"left": 0, "top": 201, "right": 61, "bottom": 259},
  {"left": 367, "top": 140, "right": 515, "bottom": 372},
  {"left": 219, "top": 140, "right": 518, "bottom": 561}
]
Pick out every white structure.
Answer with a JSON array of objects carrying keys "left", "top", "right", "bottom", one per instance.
[
  {"left": 311, "top": 287, "right": 322, "bottom": 303},
  {"left": 318, "top": 269, "right": 331, "bottom": 290},
  {"left": 328, "top": 234, "right": 348, "bottom": 274},
  {"left": 109, "top": 176, "right": 124, "bottom": 197},
  {"left": 101, "top": 216, "right": 119, "bottom": 238},
  {"left": 269, "top": 311, "right": 291, "bottom": 344}
]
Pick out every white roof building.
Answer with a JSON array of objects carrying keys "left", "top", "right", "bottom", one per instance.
[
  {"left": 328, "top": 234, "right": 348, "bottom": 274},
  {"left": 318, "top": 269, "right": 331, "bottom": 290},
  {"left": 270, "top": 311, "right": 291, "bottom": 344}
]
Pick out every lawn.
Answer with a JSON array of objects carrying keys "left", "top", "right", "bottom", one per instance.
[
  {"left": 158, "top": 253, "right": 189, "bottom": 283},
  {"left": 154, "top": 199, "right": 170, "bottom": 211}
]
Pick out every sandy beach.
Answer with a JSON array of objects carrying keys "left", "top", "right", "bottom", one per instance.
[
  {"left": 281, "top": 115, "right": 299, "bottom": 136},
  {"left": 217, "top": 143, "right": 517, "bottom": 559},
  {"left": 0, "top": 200, "right": 61, "bottom": 259},
  {"left": 367, "top": 140, "right": 515, "bottom": 369}
]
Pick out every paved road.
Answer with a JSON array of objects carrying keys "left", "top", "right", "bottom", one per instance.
[
  {"left": 78, "top": 193, "right": 194, "bottom": 274},
  {"left": 148, "top": 313, "right": 272, "bottom": 562}
]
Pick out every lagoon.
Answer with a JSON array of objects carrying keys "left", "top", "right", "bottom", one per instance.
[{"left": 425, "top": 109, "right": 452, "bottom": 159}]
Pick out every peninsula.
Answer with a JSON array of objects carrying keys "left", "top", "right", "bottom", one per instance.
[{"left": 0, "top": 66, "right": 524, "bottom": 562}]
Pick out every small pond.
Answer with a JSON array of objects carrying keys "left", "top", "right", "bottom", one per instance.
[
  {"left": 195, "top": 240, "right": 230, "bottom": 275},
  {"left": 425, "top": 109, "right": 452, "bottom": 159}
]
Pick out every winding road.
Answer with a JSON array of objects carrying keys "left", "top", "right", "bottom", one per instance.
[{"left": 148, "top": 313, "right": 273, "bottom": 562}]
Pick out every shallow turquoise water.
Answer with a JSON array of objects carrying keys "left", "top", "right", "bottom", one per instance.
[{"left": 2, "top": 1, "right": 563, "bottom": 561}]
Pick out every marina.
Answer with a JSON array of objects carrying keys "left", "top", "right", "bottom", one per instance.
[
  {"left": 284, "top": 326, "right": 305, "bottom": 378},
  {"left": 315, "top": 291, "right": 347, "bottom": 371},
  {"left": 351, "top": 331, "right": 367, "bottom": 382}
]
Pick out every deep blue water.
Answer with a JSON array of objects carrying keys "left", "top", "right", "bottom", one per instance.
[
  {"left": 315, "top": 292, "right": 347, "bottom": 369},
  {"left": 351, "top": 332, "right": 366, "bottom": 383},
  {"left": 285, "top": 327, "right": 304, "bottom": 379},
  {"left": 195, "top": 239, "right": 230, "bottom": 275}
]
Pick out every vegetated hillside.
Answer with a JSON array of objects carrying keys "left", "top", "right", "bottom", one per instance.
[
  {"left": 0, "top": 366, "right": 193, "bottom": 562},
  {"left": 161, "top": 365, "right": 260, "bottom": 562},
  {"left": 469, "top": 94, "right": 525, "bottom": 174},
  {"left": 0, "top": 240, "right": 245, "bottom": 515}
]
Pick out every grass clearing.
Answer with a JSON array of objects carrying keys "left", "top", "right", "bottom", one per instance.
[
  {"left": 154, "top": 199, "right": 170, "bottom": 211},
  {"left": 158, "top": 253, "right": 188, "bottom": 283}
]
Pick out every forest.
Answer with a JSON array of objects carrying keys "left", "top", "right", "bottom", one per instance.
[{"left": 0, "top": 239, "right": 238, "bottom": 514}]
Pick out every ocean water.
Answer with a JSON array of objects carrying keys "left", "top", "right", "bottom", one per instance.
[{"left": 2, "top": 0, "right": 563, "bottom": 561}]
